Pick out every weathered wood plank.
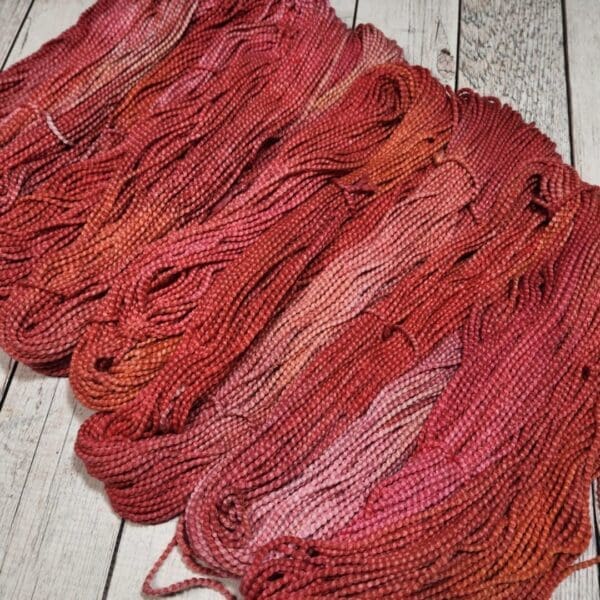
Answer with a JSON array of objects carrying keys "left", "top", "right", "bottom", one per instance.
[
  {"left": 0, "top": 357, "right": 14, "bottom": 406},
  {"left": 0, "top": 371, "right": 119, "bottom": 599},
  {"left": 0, "top": 3, "right": 121, "bottom": 600},
  {"left": 458, "top": 0, "right": 570, "bottom": 160},
  {"left": 0, "top": 0, "right": 31, "bottom": 68},
  {"left": 460, "top": 2, "right": 598, "bottom": 599},
  {"left": 356, "top": 0, "right": 459, "bottom": 86},
  {"left": 330, "top": 0, "right": 356, "bottom": 27},
  {"left": 0, "top": 0, "right": 35, "bottom": 406},
  {"left": 565, "top": 0, "right": 600, "bottom": 184},
  {"left": 3, "top": 0, "right": 94, "bottom": 69},
  {"left": 565, "top": 2, "right": 600, "bottom": 595}
]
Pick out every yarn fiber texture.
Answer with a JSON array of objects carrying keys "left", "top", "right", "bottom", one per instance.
[{"left": 0, "top": 1, "right": 598, "bottom": 599}]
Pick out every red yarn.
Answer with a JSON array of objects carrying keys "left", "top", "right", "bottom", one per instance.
[
  {"left": 74, "top": 91, "right": 574, "bottom": 529},
  {"left": 76, "top": 64, "right": 450, "bottom": 439},
  {"left": 69, "top": 23, "right": 408, "bottom": 412},
  {"left": 0, "top": 0, "right": 197, "bottom": 216},
  {"left": 0, "top": 2, "right": 597, "bottom": 598},
  {"left": 0, "top": 0, "right": 275, "bottom": 300},
  {"left": 3, "top": 0, "right": 364, "bottom": 374},
  {"left": 242, "top": 190, "right": 599, "bottom": 599}
]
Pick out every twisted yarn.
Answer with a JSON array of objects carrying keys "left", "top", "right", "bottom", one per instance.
[
  {"left": 0, "top": 0, "right": 277, "bottom": 300},
  {"left": 0, "top": 0, "right": 196, "bottom": 215},
  {"left": 166, "top": 94, "right": 580, "bottom": 585},
  {"left": 70, "top": 22, "right": 406, "bottom": 411},
  {"left": 76, "top": 63, "right": 451, "bottom": 438},
  {"left": 0, "top": 2, "right": 598, "bottom": 599},
  {"left": 242, "top": 189, "right": 599, "bottom": 599}
]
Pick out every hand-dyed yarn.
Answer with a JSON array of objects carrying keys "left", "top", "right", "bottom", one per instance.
[
  {"left": 3, "top": 0, "right": 359, "bottom": 374},
  {"left": 0, "top": 0, "right": 282, "bottom": 300},
  {"left": 0, "top": 2, "right": 597, "bottom": 599},
  {"left": 69, "top": 22, "right": 407, "bottom": 412},
  {"left": 183, "top": 334, "right": 462, "bottom": 577},
  {"left": 242, "top": 190, "right": 598, "bottom": 600},
  {"left": 0, "top": 0, "right": 196, "bottom": 215},
  {"left": 74, "top": 63, "right": 451, "bottom": 438}
]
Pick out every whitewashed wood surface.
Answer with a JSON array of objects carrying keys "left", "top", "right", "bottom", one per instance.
[{"left": 0, "top": 1, "right": 598, "bottom": 598}]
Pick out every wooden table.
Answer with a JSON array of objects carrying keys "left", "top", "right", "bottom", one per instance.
[{"left": 0, "top": 1, "right": 598, "bottom": 598}]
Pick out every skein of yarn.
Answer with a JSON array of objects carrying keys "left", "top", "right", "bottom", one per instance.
[
  {"left": 162, "top": 91, "right": 580, "bottom": 581},
  {"left": 75, "top": 61, "right": 454, "bottom": 519},
  {"left": 73, "top": 69, "right": 458, "bottom": 520},
  {"left": 182, "top": 333, "right": 462, "bottom": 578},
  {"left": 75, "top": 87, "right": 576, "bottom": 531},
  {"left": 0, "top": 1, "right": 598, "bottom": 598},
  {"left": 0, "top": 0, "right": 292, "bottom": 300},
  {"left": 0, "top": 0, "right": 197, "bottom": 214},
  {"left": 72, "top": 62, "right": 453, "bottom": 438},
  {"left": 69, "top": 21, "right": 408, "bottom": 411},
  {"left": 241, "top": 189, "right": 599, "bottom": 600},
  {"left": 3, "top": 0, "right": 364, "bottom": 374}
]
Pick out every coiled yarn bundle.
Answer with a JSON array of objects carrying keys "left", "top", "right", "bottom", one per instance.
[{"left": 1, "top": 1, "right": 598, "bottom": 599}]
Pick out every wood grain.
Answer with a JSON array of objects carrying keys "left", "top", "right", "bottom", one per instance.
[
  {"left": 565, "top": 0, "right": 600, "bottom": 184},
  {"left": 458, "top": 0, "right": 570, "bottom": 160},
  {"left": 565, "top": 2, "right": 600, "bottom": 593},
  {"left": 355, "top": 0, "right": 459, "bottom": 86},
  {"left": 330, "top": 0, "right": 356, "bottom": 27},
  {"left": 0, "top": 0, "right": 31, "bottom": 67},
  {"left": 460, "top": 2, "right": 598, "bottom": 598},
  {"left": 0, "top": 369, "right": 119, "bottom": 599}
]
